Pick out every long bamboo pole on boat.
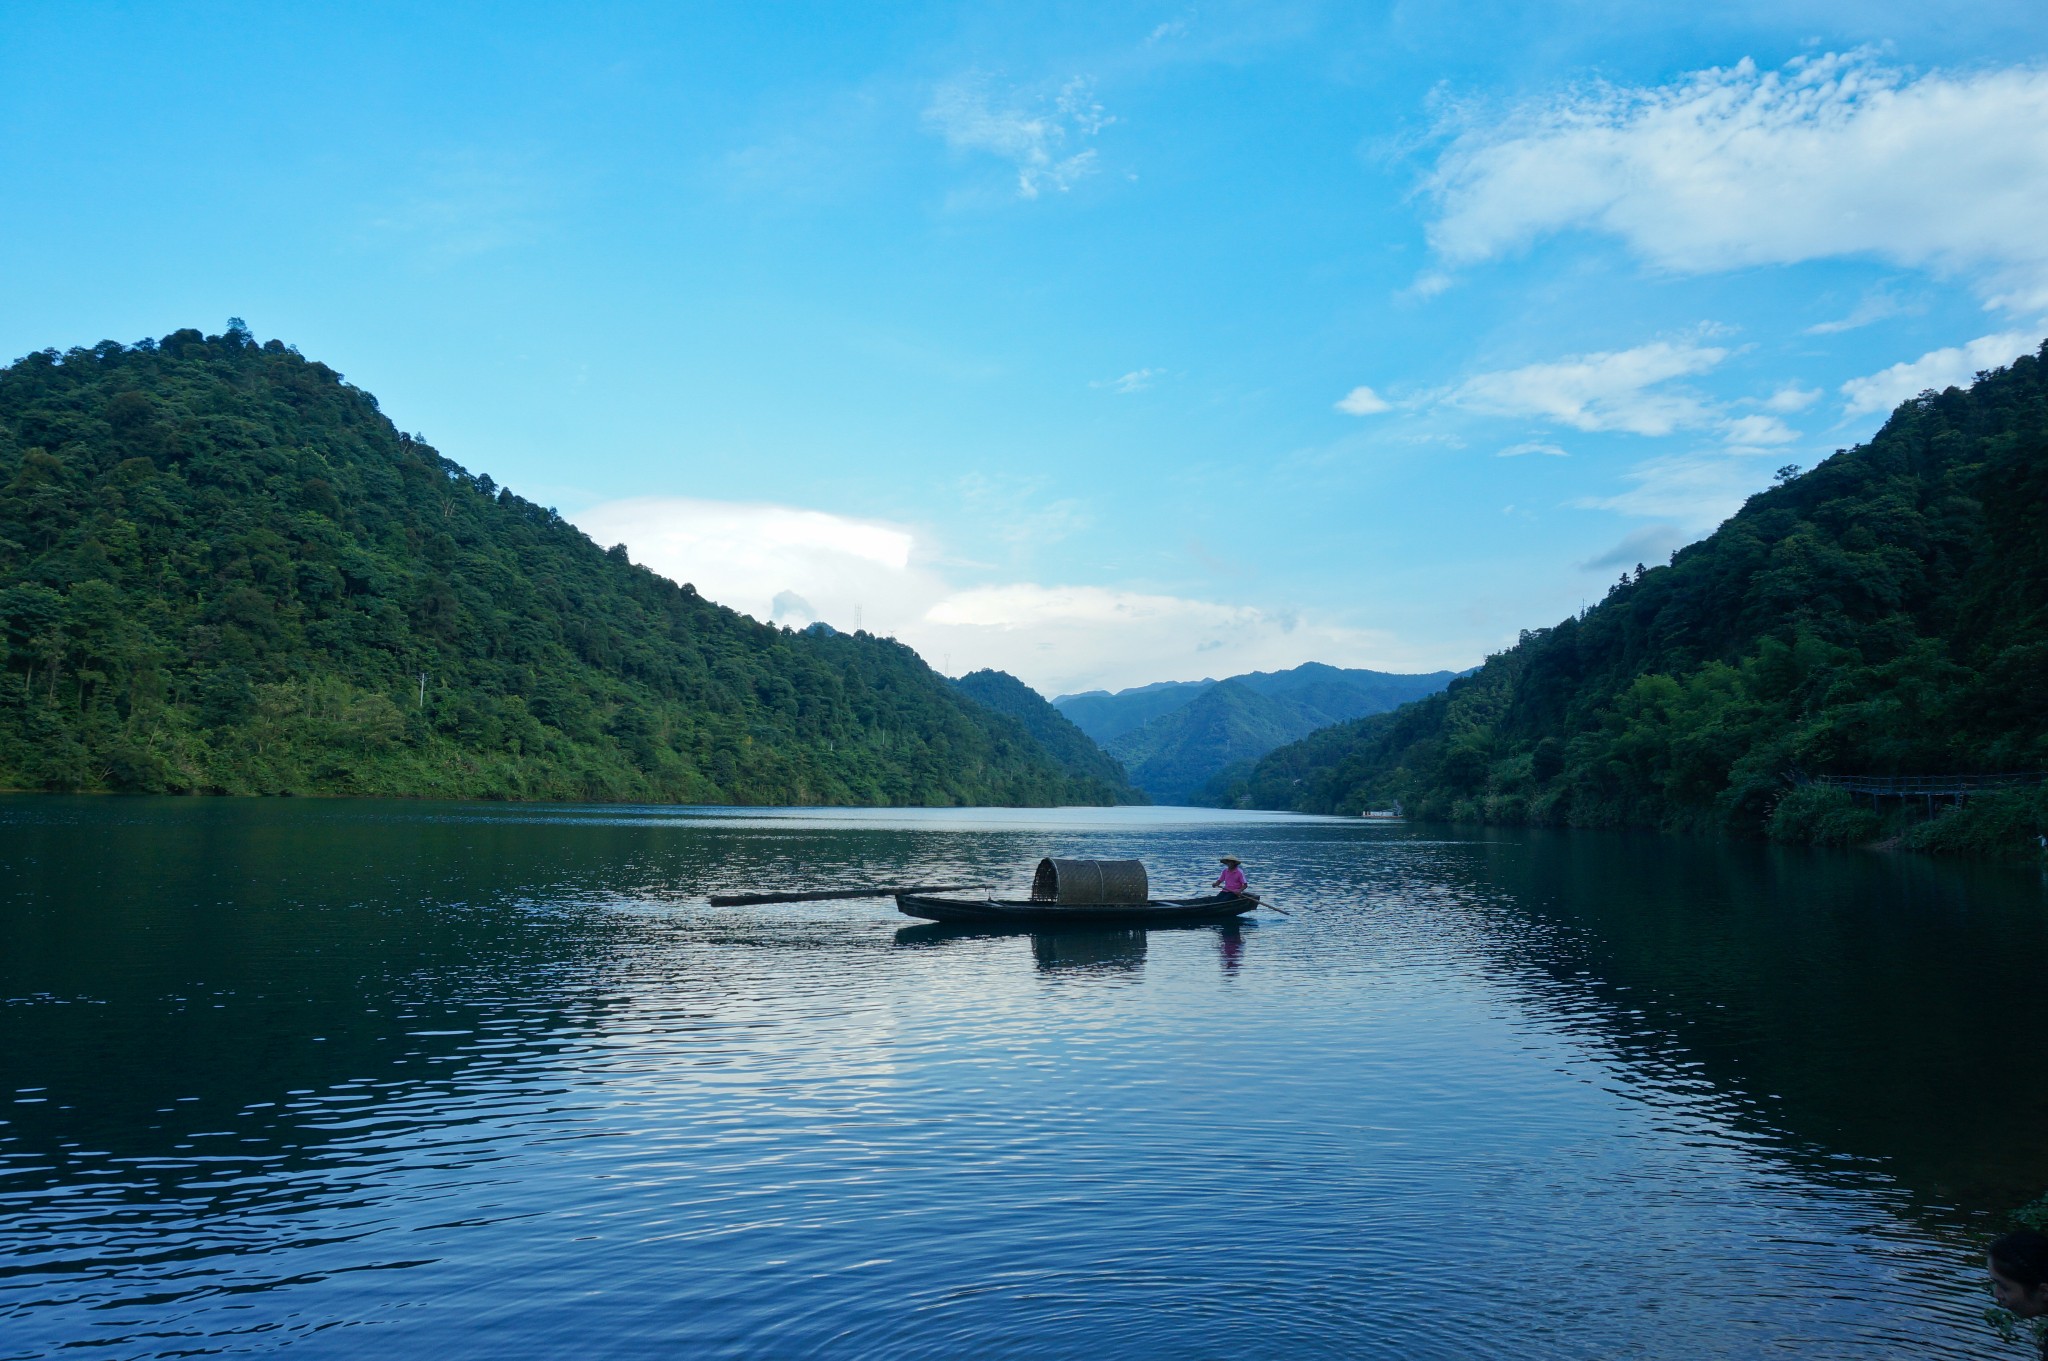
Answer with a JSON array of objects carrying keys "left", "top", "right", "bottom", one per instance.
[{"left": 708, "top": 884, "right": 983, "bottom": 907}]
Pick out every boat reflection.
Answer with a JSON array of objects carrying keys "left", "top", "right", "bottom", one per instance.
[
  {"left": 892, "top": 920, "right": 1251, "bottom": 977},
  {"left": 1032, "top": 928, "right": 1146, "bottom": 973}
]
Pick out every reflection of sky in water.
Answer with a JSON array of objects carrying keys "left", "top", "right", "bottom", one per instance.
[{"left": 2, "top": 798, "right": 2042, "bottom": 1359}]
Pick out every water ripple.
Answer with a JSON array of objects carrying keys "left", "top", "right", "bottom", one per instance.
[{"left": 2, "top": 801, "right": 2042, "bottom": 1358}]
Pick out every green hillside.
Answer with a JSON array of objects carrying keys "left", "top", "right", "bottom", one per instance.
[
  {"left": 1109, "top": 680, "right": 1320, "bottom": 804},
  {"left": 1222, "top": 340, "right": 2048, "bottom": 855},
  {"left": 950, "top": 668, "right": 1145, "bottom": 804},
  {"left": 1232, "top": 662, "right": 1460, "bottom": 722},
  {"left": 1054, "top": 679, "right": 1212, "bottom": 745},
  {"left": 0, "top": 324, "right": 1109, "bottom": 805},
  {"left": 1067, "top": 662, "right": 1459, "bottom": 803}
]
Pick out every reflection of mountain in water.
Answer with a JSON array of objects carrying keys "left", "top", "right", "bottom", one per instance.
[
  {"left": 1447, "top": 829, "right": 2048, "bottom": 1227},
  {"left": 0, "top": 801, "right": 646, "bottom": 1209}
]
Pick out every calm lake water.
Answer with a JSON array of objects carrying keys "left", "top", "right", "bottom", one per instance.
[{"left": 3, "top": 798, "right": 2046, "bottom": 1359}]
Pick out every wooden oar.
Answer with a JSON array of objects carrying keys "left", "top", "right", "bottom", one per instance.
[
  {"left": 1199, "top": 892, "right": 1289, "bottom": 916},
  {"left": 708, "top": 884, "right": 982, "bottom": 907}
]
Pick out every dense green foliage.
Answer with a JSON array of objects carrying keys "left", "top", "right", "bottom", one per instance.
[
  {"left": 1061, "top": 662, "right": 1458, "bottom": 803},
  {"left": 1056, "top": 679, "right": 1213, "bottom": 745},
  {"left": 1109, "top": 681, "right": 1312, "bottom": 803},
  {"left": 0, "top": 325, "right": 1108, "bottom": 805},
  {"left": 950, "top": 668, "right": 1144, "bottom": 804},
  {"left": 1224, "top": 343, "right": 2048, "bottom": 854},
  {"left": 1229, "top": 662, "right": 1463, "bottom": 723}
]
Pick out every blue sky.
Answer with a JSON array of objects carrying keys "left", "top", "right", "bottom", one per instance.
[{"left": 7, "top": 2, "right": 2048, "bottom": 695}]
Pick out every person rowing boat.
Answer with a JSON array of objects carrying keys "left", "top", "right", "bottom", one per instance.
[{"left": 1213, "top": 855, "right": 1248, "bottom": 896}]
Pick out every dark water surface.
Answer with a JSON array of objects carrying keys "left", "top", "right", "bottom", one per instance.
[{"left": 3, "top": 798, "right": 2046, "bottom": 1359}]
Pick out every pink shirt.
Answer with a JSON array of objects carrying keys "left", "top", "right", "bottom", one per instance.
[{"left": 1216, "top": 865, "right": 1247, "bottom": 893}]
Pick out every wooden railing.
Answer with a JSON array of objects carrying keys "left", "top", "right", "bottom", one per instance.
[{"left": 1804, "top": 772, "right": 2046, "bottom": 799}]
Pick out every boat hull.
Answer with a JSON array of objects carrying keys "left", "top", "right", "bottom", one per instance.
[{"left": 894, "top": 891, "right": 1259, "bottom": 927}]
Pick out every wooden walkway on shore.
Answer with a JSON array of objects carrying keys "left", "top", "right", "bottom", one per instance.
[{"left": 1805, "top": 771, "right": 2046, "bottom": 810}]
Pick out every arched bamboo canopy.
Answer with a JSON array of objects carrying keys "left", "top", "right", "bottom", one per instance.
[{"left": 1030, "top": 858, "right": 1149, "bottom": 905}]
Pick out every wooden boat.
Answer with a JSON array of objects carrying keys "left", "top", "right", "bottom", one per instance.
[{"left": 894, "top": 890, "right": 1259, "bottom": 927}]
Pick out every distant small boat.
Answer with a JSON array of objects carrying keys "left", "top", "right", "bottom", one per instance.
[{"left": 1359, "top": 801, "right": 1405, "bottom": 822}]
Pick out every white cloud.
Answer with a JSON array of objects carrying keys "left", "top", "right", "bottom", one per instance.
[
  {"left": 1721, "top": 413, "right": 1799, "bottom": 447},
  {"left": 1094, "top": 367, "right": 1160, "bottom": 394},
  {"left": 1579, "top": 524, "right": 1694, "bottom": 572},
  {"left": 581, "top": 497, "right": 912, "bottom": 575},
  {"left": 1577, "top": 450, "right": 1778, "bottom": 529},
  {"left": 573, "top": 496, "right": 922, "bottom": 637},
  {"left": 927, "top": 582, "right": 1236, "bottom": 629},
  {"left": 1424, "top": 53, "right": 2048, "bottom": 308},
  {"left": 1805, "top": 291, "right": 1907, "bottom": 335},
  {"left": 1447, "top": 340, "right": 1727, "bottom": 435},
  {"left": 921, "top": 583, "right": 1413, "bottom": 694},
  {"left": 924, "top": 74, "right": 1112, "bottom": 199},
  {"left": 1762, "top": 384, "right": 1821, "bottom": 412},
  {"left": 1335, "top": 385, "right": 1392, "bottom": 415},
  {"left": 571, "top": 497, "right": 1419, "bottom": 694},
  {"left": 1839, "top": 331, "right": 2035, "bottom": 417},
  {"left": 1498, "top": 441, "right": 1569, "bottom": 458}
]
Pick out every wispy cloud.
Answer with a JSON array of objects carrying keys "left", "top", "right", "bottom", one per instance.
[
  {"left": 955, "top": 473, "right": 1093, "bottom": 554},
  {"left": 1407, "top": 336, "right": 1822, "bottom": 464},
  {"left": 1431, "top": 341, "right": 1811, "bottom": 527},
  {"left": 1721, "top": 413, "right": 1799, "bottom": 448},
  {"left": 1839, "top": 331, "right": 2036, "bottom": 417},
  {"left": 363, "top": 149, "right": 555, "bottom": 263},
  {"left": 1576, "top": 450, "right": 1780, "bottom": 529},
  {"left": 1579, "top": 523, "right": 1694, "bottom": 571},
  {"left": 1446, "top": 340, "right": 1727, "bottom": 436},
  {"left": 1334, "top": 385, "right": 1391, "bottom": 414},
  {"left": 1422, "top": 52, "right": 2048, "bottom": 309},
  {"left": 1761, "top": 384, "right": 1821, "bottom": 413},
  {"left": 1806, "top": 290, "right": 1909, "bottom": 335},
  {"left": 924, "top": 74, "right": 1114, "bottom": 199},
  {"left": 1366, "top": 336, "right": 1819, "bottom": 517},
  {"left": 1094, "top": 367, "right": 1161, "bottom": 393}
]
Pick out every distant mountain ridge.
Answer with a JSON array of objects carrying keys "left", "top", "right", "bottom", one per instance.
[
  {"left": 1056, "top": 662, "right": 1460, "bottom": 803},
  {"left": 1106, "top": 680, "right": 1312, "bottom": 804},
  {"left": 1054, "top": 679, "right": 1211, "bottom": 746},
  {"left": 951, "top": 669, "right": 1145, "bottom": 804}
]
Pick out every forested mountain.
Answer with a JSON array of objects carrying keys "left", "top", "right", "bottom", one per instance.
[
  {"left": 1232, "top": 661, "right": 1464, "bottom": 718},
  {"left": 1059, "top": 662, "right": 1460, "bottom": 803},
  {"left": 950, "top": 668, "right": 1145, "bottom": 804},
  {"left": 1055, "top": 679, "right": 1212, "bottom": 745},
  {"left": 1221, "top": 341, "right": 2048, "bottom": 855},
  {"left": 0, "top": 324, "right": 1111, "bottom": 805},
  {"left": 1107, "top": 680, "right": 1316, "bottom": 803}
]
